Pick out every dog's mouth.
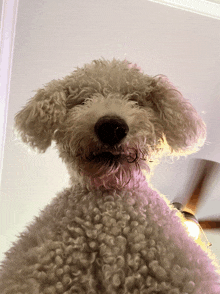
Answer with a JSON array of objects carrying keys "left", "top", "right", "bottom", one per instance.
[
  {"left": 86, "top": 149, "right": 138, "bottom": 166},
  {"left": 87, "top": 151, "right": 122, "bottom": 165},
  {"left": 79, "top": 146, "right": 149, "bottom": 188}
]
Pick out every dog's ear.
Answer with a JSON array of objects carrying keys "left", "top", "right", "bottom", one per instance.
[
  {"left": 150, "top": 76, "right": 206, "bottom": 155},
  {"left": 15, "top": 80, "right": 67, "bottom": 152}
]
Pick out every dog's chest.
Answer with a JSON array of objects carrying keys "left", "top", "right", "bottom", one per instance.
[
  {"left": 1, "top": 187, "right": 219, "bottom": 294},
  {"left": 29, "top": 187, "right": 204, "bottom": 293}
]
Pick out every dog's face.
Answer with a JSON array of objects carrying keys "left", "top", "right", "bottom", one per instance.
[
  {"left": 55, "top": 93, "right": 161, "bottom": 189},
  {"left": 15, "top": 59, "right": 206, "bottom": 190}
]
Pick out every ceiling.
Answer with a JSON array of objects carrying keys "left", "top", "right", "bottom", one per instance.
[
  {"left": 150, "top": 0, "right": 220, "bottom": 19},
  {"left": 0, "top": 0, "right": 220, "bottom": 263}
]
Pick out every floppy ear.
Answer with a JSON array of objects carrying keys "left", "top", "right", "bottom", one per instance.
[
  {"left": 150, "top": 76, "right": 206, "bottom": 155},
  {"left": 15, "top": 80, "right": 67, "bottom": 152}
]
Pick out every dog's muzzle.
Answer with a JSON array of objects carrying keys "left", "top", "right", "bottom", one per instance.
[{"left": 94, "top": 115, "right": 129, "bottom": 146}]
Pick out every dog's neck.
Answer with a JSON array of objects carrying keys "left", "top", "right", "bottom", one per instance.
[{"left": 68, "top": 162, "right": 150, "bottom": 192}]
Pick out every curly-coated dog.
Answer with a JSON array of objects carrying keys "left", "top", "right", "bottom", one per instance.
[{"left": 1, "top": 59, "right": 220, "bottom": 293}]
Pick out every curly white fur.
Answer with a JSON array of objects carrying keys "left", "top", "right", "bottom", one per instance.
[{"left": 0, "top": 59, "right": 219, "bottom": 293}]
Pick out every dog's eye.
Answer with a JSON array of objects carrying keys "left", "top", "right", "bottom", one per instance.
[
  {"left": 66, "top": 97, "right": 85, "bottom": 109},
  {"left": 127, "top": 92, "right": 152, "bottom": 107},
  {"left": 127, "top": 96, "right": 145, "bottom": 107},
  {"left": 125, "top": 93, "right": 142, "bottom": 105},
  {"left": 128, "top": 98, "right": 140, "bottom": 105}
]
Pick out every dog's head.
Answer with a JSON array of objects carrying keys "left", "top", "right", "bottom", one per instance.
[{"left": 15, "top": 59, "right": 206, "bottom": 189}]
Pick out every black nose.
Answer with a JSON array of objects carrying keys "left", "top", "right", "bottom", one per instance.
[{"left": 94, "top": 115, "right": 129, "bottom": 146}]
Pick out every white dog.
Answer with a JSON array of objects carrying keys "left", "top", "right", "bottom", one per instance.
[{"left": 0, "top": 59, "right": 219, "bottom": 294}]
